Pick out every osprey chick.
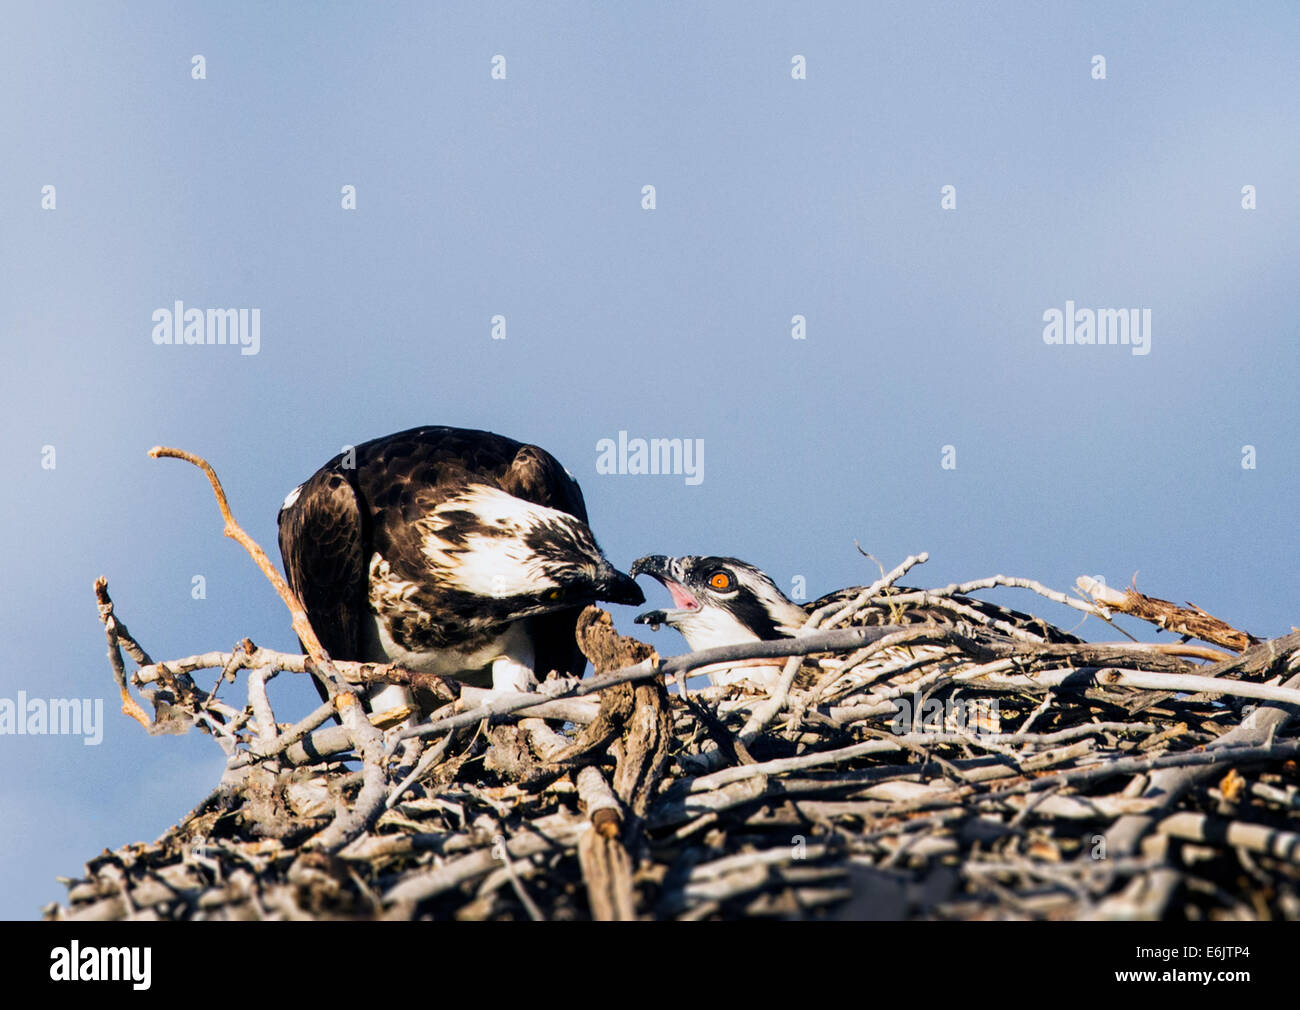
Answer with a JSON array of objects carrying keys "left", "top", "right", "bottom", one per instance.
[
  {"left": 278, "top": 426, "right": 643, "bottom": 705},
  {"left": 630, "top": 555, "right": 1078, "bottom": 683}
]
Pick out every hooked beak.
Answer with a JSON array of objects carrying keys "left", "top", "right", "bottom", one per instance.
[
  {"left": 594, "top": 563, "right": 645, "bottom": 607},
  {"left": 629, "top": 555, "right": 672, "bottom": 580},
  {"left": 630, "top": 555, "right": 701, "bottom": 628}
]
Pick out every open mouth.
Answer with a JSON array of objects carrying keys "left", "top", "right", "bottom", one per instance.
[
  {"left": 630, "top": 556, "right": 701, "bottom": 628},
  {"left": 663, "top": 580, "right": 700, "bottom": 613}
]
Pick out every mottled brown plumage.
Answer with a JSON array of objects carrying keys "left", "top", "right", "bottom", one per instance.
[{"left": 278, "top": 426, "right": 642, "bottom": 701}]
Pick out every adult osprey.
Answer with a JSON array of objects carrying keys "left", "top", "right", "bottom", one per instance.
[
  {"left": 630, "top": 554, "right": 1079, "bottom": 655},
  {"left": 277, "top": 426, "right": 644, "bottom": 705}
]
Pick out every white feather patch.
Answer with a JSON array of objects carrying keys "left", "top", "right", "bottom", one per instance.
[
  {"left": 430, "top": 533, "right": 560, "bottom": 598},
  {"left": 669, "top": 606, "right": 764, "bottom": 652},
  {"left": 419, "top": 484, "right": 586, "bottom": 598}
]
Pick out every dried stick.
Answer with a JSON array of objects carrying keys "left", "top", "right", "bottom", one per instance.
[
  {"left": 1155, "top": 812, "right": 1300, "bottom": 863},
  {"left": 974, "top": 666, "right": 1300, "bottom": 707},
  {"left": 149, "top": 446, "right": 328, "bottom": 663},
  {"left": 915, "top": 574, "right": 1107, "bottom": 619},
  {"left": 1097, "top": 660, "right": 1300, "bottom": 863},
  {"left": 149, "top": 445, "right": 388, "bottom": 852},
  {"left": 1077, "top": 576, "right": 1258, "bottom": 651},
  {"left": 818, "top": 552, "right": 931, "bottom": 629},
  {"left": 93, "top": 578, "right": 152, "bottom": 729}
]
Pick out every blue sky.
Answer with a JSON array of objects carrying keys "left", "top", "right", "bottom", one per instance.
[{"left": 1, "top": 2, "right": 1297, "bottom": 918}]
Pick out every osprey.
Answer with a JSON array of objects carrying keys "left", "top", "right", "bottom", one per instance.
[
  {"left": 630, "top": 554, "right": 1079, "bottom": 656},
  {"left": 277, "top": 426, "right": 644, "bottom": 706}
]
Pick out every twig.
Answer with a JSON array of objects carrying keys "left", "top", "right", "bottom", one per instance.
[
  {"left": 1077, "top": 576, "right": 1258, "bottom": 651},
  {"left": 93, "top": 578, "right": 153, "bottom": 729},
  {"left": 149, "top": 445, "right": 389, "bottom": 852},
  {"left": 818, "top": 553, "right": 931, "bottom": 629}
]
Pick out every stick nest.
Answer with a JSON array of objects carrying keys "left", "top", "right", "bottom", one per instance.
[{"left": 45, "top": 449, "right": 1300, "bottom": 921}]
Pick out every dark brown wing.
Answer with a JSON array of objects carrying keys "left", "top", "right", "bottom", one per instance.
[
  {"left": 807, "top": 585, "right": 1080, "bottom": 644},
  {"left": 277, "top": 467, "right": 367, "bottom": 670},
  {"left": 499, "top": 443, "right": 589, "bottom": 524}
]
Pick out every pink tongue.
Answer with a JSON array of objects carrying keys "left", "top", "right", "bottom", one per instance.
[{"left": 666, "top": 581, "right": 699, "bottom": 610}]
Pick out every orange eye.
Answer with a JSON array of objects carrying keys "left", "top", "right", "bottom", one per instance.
[{"left": 709, "top": 572, "right": 732, "bottom": 590}]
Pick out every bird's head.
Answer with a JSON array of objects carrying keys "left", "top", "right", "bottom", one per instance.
[
  {"left": 421, "top": 485, "right": 643, "bottom": 620},
  {"left": 629, "top": 554, "right": 808, "bottom": 650}
]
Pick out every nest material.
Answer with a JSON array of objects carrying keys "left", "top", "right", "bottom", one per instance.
[
  {"left": 47, "top": 448, "right": 1300, "bottom": 920},
  {"left": 50, "top": 575, "right": 1300, "bottom": 921}
]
